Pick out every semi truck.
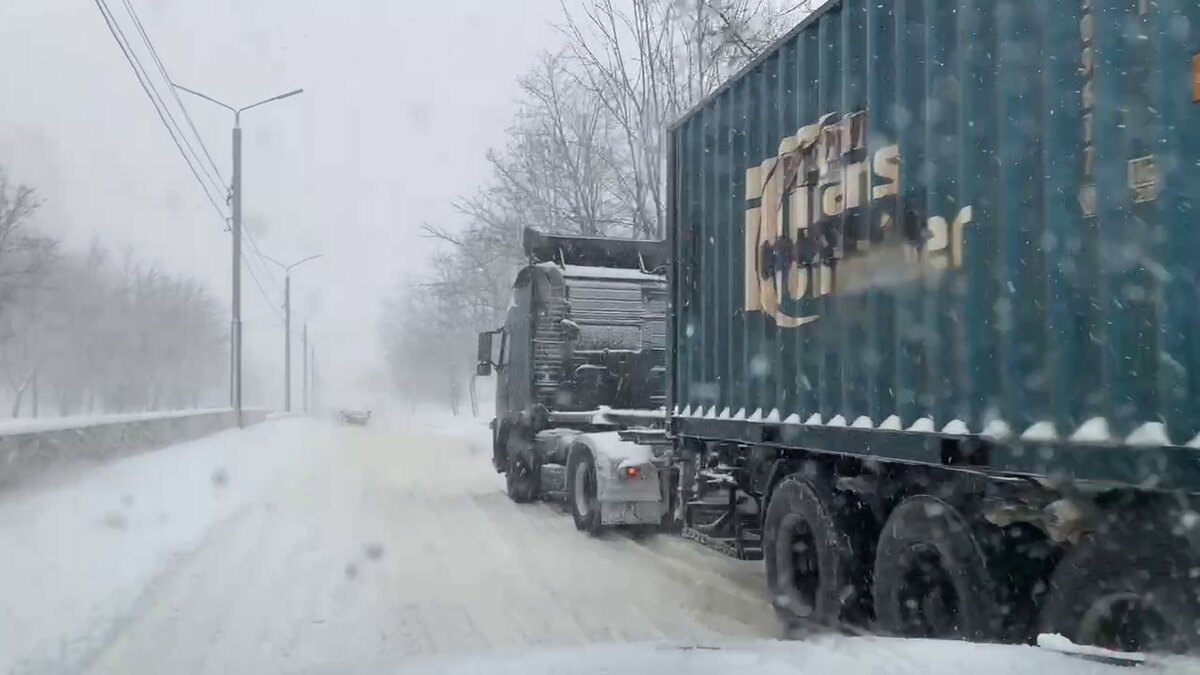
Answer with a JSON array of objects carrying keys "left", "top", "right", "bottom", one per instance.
[
  {"left": 476, "top": 228, "right": 674, "bottom": 533},
  {"left": 482, "top": 0, "right": 1200, "bottom": 656}
]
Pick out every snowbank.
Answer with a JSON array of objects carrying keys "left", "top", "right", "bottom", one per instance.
[
  {"left": 0, "top": 408, "right": 234, "bottom": 436},
  {"left": 0, "top": 408, "right": 269, "bottom": 490},
  {"left": 0, "top": 417, "right": 324, "bottom": 674}
]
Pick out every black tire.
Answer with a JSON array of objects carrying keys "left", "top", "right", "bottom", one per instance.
[
  {"left": 504, "top": 433, "right": 539, "bottom": 503},
  {"left": 1039, "top": 518, "right": 1200, "bottom": 655},
  {"left": 491, "top": 424, "right": 507, "bottom": 474},
  {"left": 567, "top": 447, "right": 602, "bottom": 535},
  {"left": 763, "top": 475, "right": 868, "bottom": 632},
  {"left": 873, "top": 495, "right": 999, "bottom": 641}
]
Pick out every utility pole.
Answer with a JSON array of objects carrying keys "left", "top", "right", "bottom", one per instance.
[
  {"left": 259, "top": 253, "right": 322, "bottom": 414},
  {"left": 231, "top": 117, "right": 243, "bottom": 425},
  {"left": 311, "top": 351, "right": 318, "bottom": 413},
  {"left": 283, "top": 273, "right": 291, "bottom": 412},
  {"left": 302, "top": 324, "right": 309, "bottom": 413},
  {"left": 173, "top": 83, "right": 304, "bottom": 426}
]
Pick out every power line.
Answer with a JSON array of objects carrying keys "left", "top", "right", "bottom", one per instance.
[
  {"left": 237, "top": 229, "right": 282, "bottom": 315},
  {"left": 239, "top": 228, "right": 313, "bottom": 329},
  {"left": 117, "top": 0, "right": 227, "bottom": 192},
  {"left": 240, "top": 224, "right": 280, "bottom": 286},
  {"left": 92, "top": 0, "right": 229, "bottom": 220},
  {"left": 111, "top": 0, "right": 225, "bottom": 198},
  {"left": 93, "top": 0, "right": 292, "bottom": 329},
  {"left": 93, "top": 0, "right": 287, "bottom": 325},
  {"left": 243, "top": 255, "right": 284, "bottom": 323}
]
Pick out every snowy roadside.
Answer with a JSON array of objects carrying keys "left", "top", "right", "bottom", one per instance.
[
  {"left": 0, "top": 408, "right": 263, "bottom": 436},
  {"left": 0, "top": 417, "right": 328, "bottom": 675}
]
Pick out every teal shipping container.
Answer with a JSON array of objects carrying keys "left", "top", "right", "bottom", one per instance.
[{"left": 668, "top": 0, "right": 1200, "bottom": 482}]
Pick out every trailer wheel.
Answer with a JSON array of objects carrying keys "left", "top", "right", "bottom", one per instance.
[
  {"left": 504, "top": 434, "right": 539, "bottom": 503},
  {"left": 1039, "top": 521, "right": 1200, "bottom": 654},
  {"left": 873, "top": 496, "right": 998, "bottom": 641},
  {"left": 567, "top": 447, "right": 602, "bottom": 535},
  {"left": 763, "top": 475, "right": 867, "bottom": 632}
]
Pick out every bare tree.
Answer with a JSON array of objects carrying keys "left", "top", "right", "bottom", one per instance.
[
  {"left": 456, "top": 51, "right": 633, "bottom": 243},
  {"left": 0, "top": 167, "right": 58, "bottom": 312},
  {"left": 381, "top": 0, "right": 814, "bottom": 408},
  {"left": 0, "top": 236, "right": 227, "bottom": 416},
  {"left": 559, "top": 0, "right": 811, "bottom": 237}
]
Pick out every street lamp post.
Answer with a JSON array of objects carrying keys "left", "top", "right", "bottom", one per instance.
[
  {"left": 261, "top": 254, "right": 323, "bottom": 413},
  {"left": 173, "top": 84, "right": 303, "bottom": 427},
  {"left": 302, "top": 324, "right": 311, "bottom": 414}
]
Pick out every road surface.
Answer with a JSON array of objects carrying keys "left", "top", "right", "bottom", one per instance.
[{"left": 6, "top": 415, "right": 777, "bottom": 674}]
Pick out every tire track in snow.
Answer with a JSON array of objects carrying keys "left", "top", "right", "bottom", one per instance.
[{"left": 81, "top": 419, "right": 779, "bottom": 674}]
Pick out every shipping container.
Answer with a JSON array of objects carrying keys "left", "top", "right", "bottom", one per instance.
[{"left": 667, "top": 0, "right": 1200, "bottom": 487}]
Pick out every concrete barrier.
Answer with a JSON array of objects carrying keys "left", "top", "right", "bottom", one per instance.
[{"left": 0, "top": 409, "right": 270, "bottom": 490}]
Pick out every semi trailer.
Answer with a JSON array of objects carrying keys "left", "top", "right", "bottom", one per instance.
[
  {"left": 481, "top": 0, "right": 1200, "bottom": 656},
  {"left": 664, "top": 0, "right": 1200, "bottom": 654}
]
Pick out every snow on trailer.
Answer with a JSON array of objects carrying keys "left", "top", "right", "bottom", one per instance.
[{"left": 661, "top": 0, "right": 1200, "bottom": 659}]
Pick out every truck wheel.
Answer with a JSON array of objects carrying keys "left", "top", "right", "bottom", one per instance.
[
  {"left": 491, "top": 425, "right": 508, "bottom": 474},
  {"left": 1039, "top": 521, "right": 1200, "bottom": 654},
  {"left": 873, "top": 495, "right": 998, "bottom": 641},
  {"left": 506, "top": 454, "right": 539, "bottom": 503},
  {"left": 567, "top": 448, "right": 602, "bottom": 535},
  {"left": 763, "top": 475, "right": 867, "bottom": 632},
  {"left": 505, "top": 434, "right": 539, "bottom": 503}
]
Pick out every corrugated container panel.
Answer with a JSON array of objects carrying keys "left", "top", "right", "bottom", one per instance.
[{"left": 669, "top": 0, "right": 1200, "bottom": 445}]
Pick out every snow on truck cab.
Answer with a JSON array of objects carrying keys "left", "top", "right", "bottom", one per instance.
[{"left": 477, "top": 228, "right": 673, "bottom": 532}]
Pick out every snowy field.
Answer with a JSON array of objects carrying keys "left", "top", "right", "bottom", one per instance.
[{"left": 1, "top": 413, "right": 1192, "bottom": 675}]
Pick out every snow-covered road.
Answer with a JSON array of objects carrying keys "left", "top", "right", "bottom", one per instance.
[{"left": 2, "top": 415, "right": 777, "bottom": 674}]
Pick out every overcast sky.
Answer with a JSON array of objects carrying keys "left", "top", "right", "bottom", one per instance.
[{"left": 0, "top": 0, "right": 562, "bottom": 408}]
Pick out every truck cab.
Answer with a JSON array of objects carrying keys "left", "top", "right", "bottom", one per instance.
[{"left": 477, "top": 228, "right": 671, "bottom": 532}]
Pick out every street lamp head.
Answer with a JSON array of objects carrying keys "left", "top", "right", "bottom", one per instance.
[
  {"left": 241, "top": 88, "right": 305, "bottom": 114},
  {"left": 260, "top": 252, "right": 325, "bottom": 273},
  {"left": 287, "top": 253, "right": 324, "bottom": 272}
]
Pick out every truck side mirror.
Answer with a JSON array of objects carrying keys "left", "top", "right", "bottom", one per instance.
[{"left": 476, "top": 332, "right": 494, "bottom": 377}]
